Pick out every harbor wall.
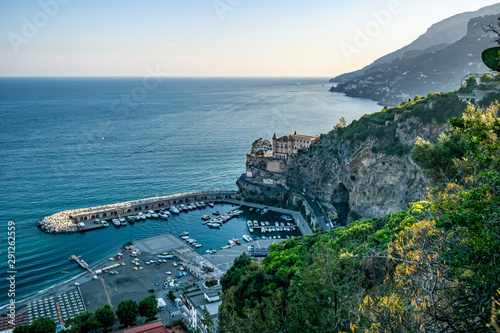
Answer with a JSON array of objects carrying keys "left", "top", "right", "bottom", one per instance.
[{"left": 38, "top": 190, "right": 239, "bottom": 234}]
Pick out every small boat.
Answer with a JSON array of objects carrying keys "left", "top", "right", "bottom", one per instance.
[
  {"left": 61, "top": 271, "right": 68, "bottom": 274},
  {"left": 120, "top": 217, "right": 127, "bottom": 226},
  {"left": 206, "top": 248, "right": 217, "bottom": 254},
  {"left": 261, "top": 207, "right": 269, "bottom": 215},
  {"left": 195, "top": 202, "right": 202, "bottom": 209},
  {"left": 208, "top": 202, "right": 214, "bottom": 208},
  {"left": 170, "top": 206, "right": 180, "bottom": 215},
  {"left": 137, "top": 212, "right": 146, "bottom": 220},
  {"left": 228, "top": 239, "right": 236, "bottom": 246},
  {"left": 200, "top": 202, "right": 207, "bottom": 208},
  {"left": 151, "top": 213, "right": 159, "bottom": 218},
  {"left": 280, "top": 215, "right": 293, "bottom": 221},
  {"left": 232, "top": 238, "right": 241, "bottom": 245},
  {"left": 256, "top": 208, "right": 260, "bottom": 212},
  {"left": 180, "top": 204, "right": 188, "bottom": 212},
  {"left": 260, "top": 222, "right": 265, "bottom": 226},
  {"left": 180, "top": 231, "right": 189, "bottom": 237},
  {"left": 102, "top": 221, "right": 109, "bottom": 227},
  {"left": 243, "top": 235, "right": 252, "bottom": 242},
  {"left": 213, "top": 211, "right": 220, "bottom": 216},
  {"left": 194, "top": 243, "right": 202, "bottom": 248},
  {"left": 126, "top": 216, "right": 135, "bottom": 224},
  {"left": 94, "top": 218, "right": 101, "bottom": 224},
  {"left": 249, "top": 227, "right": 254, "bottom": 233},
  {"left": 265, "top": 221, "right": 270, "bottom": 226},
  {"left": 112, "top": 218, "right": 120, "bottom": 226},
  {"left": 253, "top": 220, "right": 258, "bottom": 226},
  {"left": 145, "top": 213, "right": 152, "bottom": 219},
  {"left": 158, "top": 213, "right": 168, "bottom": 220},
  {"left": 202, "top": 215, "right": 211, "bottom": 221},
  {"left": 207, "top": 222, "right": 221, "bottom": 228},
  {"left": 187, "top": 204, "right": 196, "bottom": 210},
  {"left": 249, "top": 207, "right": 254, "bottom": 211}
]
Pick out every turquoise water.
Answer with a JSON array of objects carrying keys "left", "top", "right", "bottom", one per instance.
[{"left": 0, "top": 77, "right": 381, "bottom": 305}]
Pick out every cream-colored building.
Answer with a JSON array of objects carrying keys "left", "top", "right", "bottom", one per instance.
[{"left": 273, "top": 131, "right": 317, "bottom": 160}]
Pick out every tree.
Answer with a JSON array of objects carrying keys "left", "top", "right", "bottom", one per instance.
[
  {"left": 139, "top": 295, "right": 158, "bottom": 321},
  {"left": 95, "top": 304, "right": 115, "bottom": 331},
  {"left": 250, "top": 138, "right": 272, "bottom": 156},
  {"left": 334, "top": 116, "right": 347, "bottom": 130},
  {"left": 65, "top": 311, "right": 101, "bottom": 333},
  {"left": 116, "top": 299, "right": 138, "bottom": 327},
  {"left": 12, "top": 325, "right": 30, "bottom": 333},
  {"left": 30, "top": 317, "right": 57, "bottom": 333},
  {"left": 200, "top": 306, "right": 215, "bottom": 333}
]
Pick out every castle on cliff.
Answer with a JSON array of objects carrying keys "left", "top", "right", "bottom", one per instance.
[{"left": 272, "top": 131, "right": 316, "bottom": 160}]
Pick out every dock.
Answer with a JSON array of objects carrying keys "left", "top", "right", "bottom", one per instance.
[{"left": 71, "top": 255, "right": 95, "bottom": 275}]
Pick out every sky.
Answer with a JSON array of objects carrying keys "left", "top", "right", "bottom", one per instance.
[{"left": 0, "top": 0, "right": 499, "bottom": 77}]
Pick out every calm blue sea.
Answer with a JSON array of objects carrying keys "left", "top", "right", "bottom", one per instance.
[{"left": 0, "top": 77, "right": 380, "bottom": 306}]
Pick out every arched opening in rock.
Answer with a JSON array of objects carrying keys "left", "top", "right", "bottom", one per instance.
[{"left": 333, "top": 183, "right": 350, "bottom": 225}]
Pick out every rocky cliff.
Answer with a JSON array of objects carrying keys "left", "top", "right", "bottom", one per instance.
[{"left": 285, "top": 92, "right": 466, "bottom": 223}]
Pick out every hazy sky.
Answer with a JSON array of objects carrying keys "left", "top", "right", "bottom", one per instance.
[{"left": 1, "top": 0, "right": 499, "bottom": 77}]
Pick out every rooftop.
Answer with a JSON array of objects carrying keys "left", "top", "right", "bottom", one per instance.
[{"left": 115, "top": 321, "right": 168, "bottom": 333}]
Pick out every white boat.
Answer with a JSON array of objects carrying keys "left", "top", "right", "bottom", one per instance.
[
  {"left": 102, "top": 221, "right": 109, "bottom": 227},
  {"left": 253, "top": 220, "right": 258, "bottom": 226},
  {"left": 137, "top": 212, "right": 146, "bottom": 220},
  {"left": 202, "top": 215, "right": 211, "bottom": 221},
  {"left": 180, "top": 231, "right": 189, "bottom": 237},
  {"left": 194, "top": 243, "right": 202, "bottom": 248},
  {"left": 243, "top": 235, "right": 252, "bottom": 242},
  {"left": 145, "top": 213, "right": 152, "bottom": 219},
  {"left": 151, "top": 213, "right": 159, "bottom": 218},
  {"left": 261, "top": 207, "right": 269, "bottom": 215},
  {"left": 200, "top": 202, "right": 207, "bottom": 208},
  {"left": 94, "top": 218, "right": 101, "bottom": 224},
  {"left": 158, "top": 213, "right": 168, "bottom": 220},
  {"left": 170, "top": 207, "right": 180, "bottom": 214},
  {"left": 112, "top": 218, "right": 120, "bottom": 226},
  {"left": 260, "top": 222, "right": 265, "bottom": 226},
  {"left": 228, "top": 239, "right": 236, "bottom": 246},
  {"left": 275, "top": 222, "right": 279, "bottom": 226},
  {"left": 206, "top": 248, "right": 217, "bottom": 254},
  {"left": 207, "top": 222, "right": 221, "bottom": 228},
  {"left": 249, "top": 227, "right": 254, "bottom": 233},
  {"left": 208, "top": 202, "right": 214, "bottom": 208}
]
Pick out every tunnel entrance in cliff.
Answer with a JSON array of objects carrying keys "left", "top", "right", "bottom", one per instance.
[{"left": 332, "top": 183, "right": 350, "bottom": 226}]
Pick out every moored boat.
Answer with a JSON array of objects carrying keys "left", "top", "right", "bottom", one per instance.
[
  {"left": 243, "top": 235, "right": 252, "bottom": 242},
  {"left": 170, "top": 206, "right": 180, "bottom": 215},
  {"left": 208, "top": 202, "right": 214, "bottom": 208}
]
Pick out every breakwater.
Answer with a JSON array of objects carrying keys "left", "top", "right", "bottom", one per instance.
[{"left": 37, "top": 190, "right": 239, "bottom": 234}]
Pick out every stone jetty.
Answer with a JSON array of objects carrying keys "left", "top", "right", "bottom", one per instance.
[{"left": 37, "top": 190, "right": 238, "bottom": 234}]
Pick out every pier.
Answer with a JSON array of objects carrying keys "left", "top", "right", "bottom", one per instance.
[{"left": 38, "top": 190, "right": 238, "bottom": 234}]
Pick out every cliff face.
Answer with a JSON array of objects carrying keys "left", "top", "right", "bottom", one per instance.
[{"left": 286, "top": 95, "right": 464, "bottom": 222}]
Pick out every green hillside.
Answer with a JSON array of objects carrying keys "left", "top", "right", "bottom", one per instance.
[{"left": 218, "top": 100, "right": 500, "bottom": 332}]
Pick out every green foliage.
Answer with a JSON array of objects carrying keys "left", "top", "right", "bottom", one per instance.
[
  {"left": 167, "top": 290, "right": 175, "bottom": 302},
  {"left": 30, "top": 317, "right": 57, "bottom": 333},
  {"left": 95, "top": 304, "right": 115, "bottom": 330},
  {"left": 200, "top": 306, "right": 215, "bottom": 333},
  {"left": 12, "top": 325, "right": 30, "bottom": 333},
  {"left": 66, "top": 311, "right": 101, "bottom": 333},
  {"left": 116, "top": 299, "right": 138, "bottom": 327},
  {"left": 482, "top": 47, "right": 500, "bottom": 72},
  {"left": 251, "top": 137, "right": 272, "bottom": 156},
  {"left": 219, "top": 101, "right": 500, "bottom": 332},
  {"left": 139, "top": 295, "right": 158, "bottom": 320}
]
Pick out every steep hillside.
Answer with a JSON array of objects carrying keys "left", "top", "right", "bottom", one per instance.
[
  {"left": 219, "top": 100, "right": 500, "bottom": 333},
  {"left": 330, "top": 15, "right": 497, "bottom": 105},
  {"left": 332, "top": 3, "right": 500, "bottom": 83},
  {"left": 287, "top": 92, "right": 466, "bottom": 223}
]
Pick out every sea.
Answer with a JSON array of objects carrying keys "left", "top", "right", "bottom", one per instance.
[{"left": 0, "top": 77, "right": 381, "bottom": 307}]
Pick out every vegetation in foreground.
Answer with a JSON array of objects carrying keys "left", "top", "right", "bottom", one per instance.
[{"left": 218, "top": 101, "right": 500, "bottom": 332}]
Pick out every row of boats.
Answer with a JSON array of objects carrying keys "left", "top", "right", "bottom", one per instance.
[
  {"left": 246, "top": 220, "right": 296, "bottom": 233},
  {"left": 169, "top": 201, "right": 214, "bottom": 214},
  {"left": 94, "top": 209, "right": 171, "bottom": 227},
  {"left": 179, "top": 231, "right": 203, "bottom": 249},
  {"left": 202, "top": 209, "right": 243, "bottom": 228}
]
